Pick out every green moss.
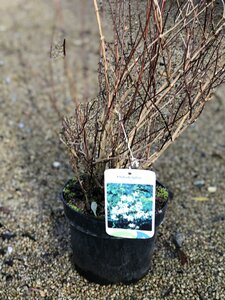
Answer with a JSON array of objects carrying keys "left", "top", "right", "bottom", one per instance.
[
  {"left": 64, "top": 178, "right": 85, "bottom": 213},
  {"left": 156, "top": 186, "right": 169, "bottom": 200},
  {"left": 63, "top": 178, "right": 78, "bottom": 200},
  {"left": 68, "top": 201, "right": 81, "bottom": 212},
  {"left": 63, "top": 189, "right": 76, "bottom": 198}
]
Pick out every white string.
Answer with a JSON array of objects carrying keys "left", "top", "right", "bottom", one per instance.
[{"left": 116, "top": 110, "right": 139, "bottom": 169}]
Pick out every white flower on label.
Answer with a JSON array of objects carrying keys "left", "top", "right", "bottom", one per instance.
[
  {"left": 127, "top": 215, "right": 134, "bottom": 222},
  {"left": 133, "top": 191, "right": 139, "bottom": 197},
  {"left": 129, "top": 223, "right": 136, "bottom": 228},
  {"left": 136, "top": 212, "right": 144, "bottom": 218},
  {"left": 111, "top": 207, "right": 118, "bottom": 215},
  {"left": 121, "top": 207, "right": 129, "bottom": 214},
  {"left": 121, "top": 195, "right": 128, "bottom": 201},
  {"left": 135, "top": 202, "right": 143, "bottom": 209},
  {"left": 126, "top": 195, "right": 133, "bottom": 202}
]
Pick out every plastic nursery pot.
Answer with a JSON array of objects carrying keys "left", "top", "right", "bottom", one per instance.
[{"left": 61, "top": 180, "right": 170, "bottom": 285}]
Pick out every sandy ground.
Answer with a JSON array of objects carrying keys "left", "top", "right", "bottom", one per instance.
[{"left": 0, "top": 1, "right": 225, "bottom": 299}]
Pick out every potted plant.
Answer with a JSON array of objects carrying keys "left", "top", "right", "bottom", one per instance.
[{"left": 59, "top": 0, "right": 225, "bottom": 284}]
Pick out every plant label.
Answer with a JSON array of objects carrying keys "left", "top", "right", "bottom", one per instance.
[{"left": 104, "top": 169, "right": 156, "bottom": 239}]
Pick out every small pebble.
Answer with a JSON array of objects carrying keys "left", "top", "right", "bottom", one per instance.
[
  {"left": 7, "top": 246, "right": 13, "bottom": 255},
  {"left": 1, "top": 232, "right": 16, "bottom": 240},
  {"left": 0, "top": 26, "right": 6, "bottom": 32},
  {"left": 0, "top": 60, "right": 4, "bottom": 66},
  {"left": 18, "top": 122, "right": 25, "bottom": 129},
  {"left": 22, "top": 231, "right": 36, "bottom": 241},
  {"left": 4, "top": 258, "right": 14, "bottom": 267},
  {"left": 11, "top": 94, "right": 17, "bottom": 102},
  {"left": 208, "top": 186, "right": 217, "bottom": 193},
  {"left": 52, "top": 161, "right": 61, "bottom": 168},
  {"left": 74, "top": 39, "right": 84, "bottom": 46},
  {"left": 5, "top": 274, "right": 13, "bottom": 282},
  {"left": 4, "top": 77, "right": 11, "bottom": 84},
  {"left": 193, "top": 179, "right": 205, "bottom": 188},
  {"left": 39, "top": 290, "right": 46, "bottom": 298},
  {"left": 0, "top": 248, "right": 6, "bottom": 255},
  {"left": 173, "top": 231, "right": 185, "bottom": 248}
]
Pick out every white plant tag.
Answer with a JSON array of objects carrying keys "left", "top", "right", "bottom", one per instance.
[{"left": 104, "top": 169, "right": 156, "bottom": 239}]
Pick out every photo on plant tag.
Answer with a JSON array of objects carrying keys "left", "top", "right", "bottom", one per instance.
[{"left": 106, "top": 183, "right": 153, "bottom": 230}]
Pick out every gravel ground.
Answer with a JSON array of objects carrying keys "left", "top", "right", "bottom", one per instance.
[{"left": 0, "top": 1, "right": 225, "bottom": 299}]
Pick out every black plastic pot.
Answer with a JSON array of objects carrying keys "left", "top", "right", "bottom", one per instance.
[{"left": 61, "top": 180, "right": 170, "bottom": 284}]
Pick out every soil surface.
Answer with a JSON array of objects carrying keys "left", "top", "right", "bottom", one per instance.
[{"left": 0, "top": 1, "right": 225, "bottom": 299}]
